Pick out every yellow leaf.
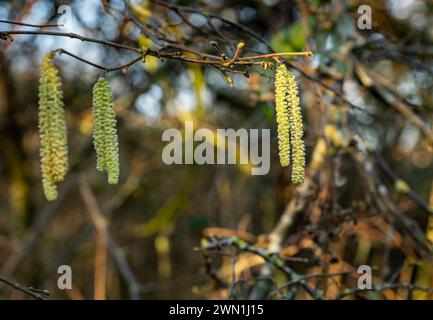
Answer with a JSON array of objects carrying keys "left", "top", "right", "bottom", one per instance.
[
  {"left": 395, "top": 179, "right": 410, "bottom": 194},
  {"left": 130, "top": 3, "right": 151, "bottom": 22}
]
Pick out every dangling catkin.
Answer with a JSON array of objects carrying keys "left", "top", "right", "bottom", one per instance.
[
  {"left": 38, "top": 53, "right": 68, "bottom": 201},
  {"left": 286, "top": 70, "right": 305, "bottom": 184},
  {"left": 92, "top": 77, "right": 119, "bottom": 184},
  {"left": 274, "top": 64, "right": 291, "bottom": 167}
]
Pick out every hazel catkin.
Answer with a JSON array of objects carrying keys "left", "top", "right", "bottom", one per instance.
[
  {"left": 92, "top": 77, "right": 119, "bottom": 184},
  {"left": 286, "top": 70, "right": 305, "bottom": 184},
  {"left": 274, "top": 64, "right": 291, "bottom": 167},
  {"left": 38, "top": 53, "right": 68, "bottom": 201},
  {"left": 274, "top": 64, "right": 305, "bottom": 184}
]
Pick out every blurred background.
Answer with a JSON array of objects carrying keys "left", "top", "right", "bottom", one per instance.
[{"left": 0, "top": 0, "right": 432, "bottom": 299}]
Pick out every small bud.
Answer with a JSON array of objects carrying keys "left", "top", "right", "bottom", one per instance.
[
  {"left": 395, "top": 179, "right": 410, "bottom": 193},
  {"left": 225, "top": 76, "right": 233, "bottom": 86}
]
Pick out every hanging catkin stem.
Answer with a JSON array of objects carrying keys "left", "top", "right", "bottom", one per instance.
[
  {"left": 286, "top": 70, "right": 305, "bottom": 184},
  {"left": 92, "top": 77, "right": 120, "bottom": 184},
  {"left": 38, "top": 53, "right": 68, "bottom": 201},
  {"left": 274, "top": 64, "right": 291, "bottom": 167}
]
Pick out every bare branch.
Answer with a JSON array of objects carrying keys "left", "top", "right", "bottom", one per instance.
[{"left": 0, "top": 276, "right": 49, "bottom": 300}]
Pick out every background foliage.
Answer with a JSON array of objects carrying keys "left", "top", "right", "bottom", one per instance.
[{"left": 0, "top": 0, "right": 432, "bottom": 299}]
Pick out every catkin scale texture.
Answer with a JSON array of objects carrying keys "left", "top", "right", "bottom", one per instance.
[
  {"left": 38, "top": 53, "right": 68, "bottom": 201},
  {"left": 92, "top": 78, "right": 120, "bottom": 184},
  {"left": 286, "top": 71, "right": 305, "bottom": 184},
  {"left": 274, "top": 64, "right": 291, "bottom": 167}
]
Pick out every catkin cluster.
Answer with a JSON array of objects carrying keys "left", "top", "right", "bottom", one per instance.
[
  {"left": 274, "top": 64, "right": 305, "bottom": 184},
  {"left": 38, "top": 53, "right": 68, "bottom": 201},
  {"left": 92, "top": 77, "right": 120, "bottom": 184}
]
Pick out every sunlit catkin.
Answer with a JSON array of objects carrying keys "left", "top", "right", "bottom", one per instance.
[
  {"left": 274, "top": 64, "right": 291, "bottom": 167},
  {"left": 38, "top": 53, "right": 68, "bottom": 201},
  {"left": 92, "top": 77, "right": 119, "bottom": 184},
  {"left": 286, "top": 71, "right": 305, "bottom": 184}
]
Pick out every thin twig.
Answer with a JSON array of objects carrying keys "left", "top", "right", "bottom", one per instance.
[
  {"left": 79, "top": 178, "right": 141, "bottom": 300},
  {"left": 334, "top": 283, "right": 433, "bottom": 300},
  {"left": 0, "top": 30, "right": 141, "bottom": 52},
  {"left": 54, "top": 48, "right": 144, "bottom": 73},
  {"left": 268, "top": 270, "right": 354, "bottom": 298},
  {"left": 373, "top": 152, "right": 433, "bottom": 216},
  {"left": 0, "top": 19, "right": 60, "bottom": 28},
  {"left": 0, "top": 277, "right": 49, "bottom": 300},
  {"left": 150, "top": 0, "right": 274, "bottom": 51},
  {"left": 202, "top": 237, "right": 320, "bottom": 299}
]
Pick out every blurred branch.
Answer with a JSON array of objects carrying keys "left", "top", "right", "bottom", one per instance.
[
  {"left": 334, "top": 283, "right": 433, "bottom": 300},
  {"left": 286, "top": 60, "right": 386, "bottom": 118},
  {"left": 1, "top": 179, "right": 74, "bottom": 277},
  {"left": 202, "top": 236, "right": 433, "bottom": 300},
  {"left": 79, "top": 178, "right": 141, "bottom": 300},
  {"left": 268, "top": 177, "right": 315, "bottom": 253},
  {"left": 0, "top": 19, "right": 60, "bottom": 28},
  {"left": 354, "top": 62, "right": 433, "bottom": 145},
  {"left": 349, "top": 139, "right": 432, "bottom": 254},
  {"left": 122, "top": 0, "right": 165, "bottom": 46},
  {"left": 0, "top": 276, "right": 49, "bottom": 300},
  {"left": 79, "top": 179, "right": 108, "bottom": 300},
  {"left": 201, "top": 237, "right": 320, "bottom": 299},
  {"left": 373, "top": 152, "right": 433, "bottom": 216},
  {"left": 149, "top": 0, "right": 274, "bottom": 51},
  {"left": 268, "top": 270, "right": 354, "bottom": 298},
  {"left": 163, "top": 2, "right": 383, "bottom": 117}
]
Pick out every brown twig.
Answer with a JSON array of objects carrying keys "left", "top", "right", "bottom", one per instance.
[
  {"left": 0, "top": 19, "right": 60, "bottom": 28},
  {"left": 0, "top": 276, "right": 49, "bottom": 300},
  {"left": 0, "top": 30, "right": 311, "bottom": 75},
  {"left": 54, "top": 48, "right": 144, "bottom": 73},
  {"left": 79, "top": 178, "right": 141, "bottom": 300},
  {"left": 373, "top": 152, "right": 433, "bottom": 216},
  {"left": 201, "top": 237, "right": 321, "bottom": 299},
  {"left": 334, "top": 283, "right": 433, "bottom": 300},
  {"left": 0, "top": 30, "right": 142, "bottom": 52}
]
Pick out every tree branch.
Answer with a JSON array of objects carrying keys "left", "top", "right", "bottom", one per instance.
[
  {"left": 0, "top": 30, "right": 142, "bottom": 52},
  {"left": 0, "top": 276, "right": 49, "bottom": 300},
  {"left": 0, "top": 19, "right": 60, "bottom": 28},
  {"left": 54, "top": 48, "right": 144, "bottom": 73}
]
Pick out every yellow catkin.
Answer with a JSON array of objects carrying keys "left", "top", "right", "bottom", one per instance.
[
  {"left": 92, "top": 77, "right": 120, "bottom": 184},
  {"left": 286, "top": 70, "right": 305, "bottom": 184},
  {"left": 274, "top": 64, "right": 291, "bottom": 167},
  {"left": 38, "top": 53, "right": 68, "bottom": 201}
]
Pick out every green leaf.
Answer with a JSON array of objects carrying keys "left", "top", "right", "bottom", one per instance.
[{"left": 271, "top": 22, "right": 305, "bottom": 53}]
